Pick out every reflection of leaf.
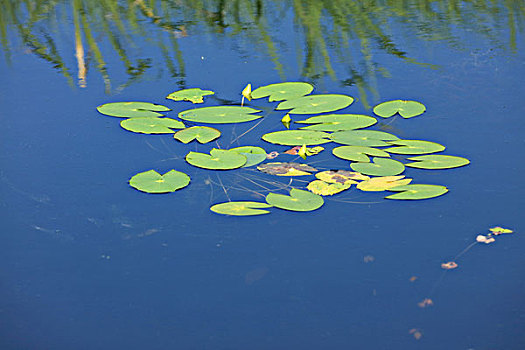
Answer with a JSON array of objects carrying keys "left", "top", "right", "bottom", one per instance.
[
  {"left": 166, "top": 88, "right": 214, "bottom": 103},
  {"left": 351, "top": 157, "right": 405, "bottom": 176},
  {"left": 229, "top": 146, "right": 267, "bottom": 167},
  {"left": 373, "top": 100, "right": 426, "bottom": 118},
  {"left": 489, "top": 226, "right": 513, "bottom": 235},
  {"left": 120, "top": 117, "right": 185, "bottom": 134},
  {"left": 186, "top": 149, "right": 247, "bottom": 170},
  {"left": 173, "top": 126, "right": 220, "bottom": 143},
  {"left": 251, "top": 82, "right": 314, "bottom": 102},
  {"left": 97, "top": 102, "right": 170, "bottom": 118},
  {"left": 129, "top": 169, "right": 190, "bottom": 193},
  {"left": 332, "top": 145, "right": 390, "bottom": 162},
  {"left": 276, "top": 94, "right": 354, "bottom": 114},
  {"left": 405, "top": 155, "right": 470, "bottom": 169},
  {"left": 297, "top": 114, "right": 377, "bottom": 131},
  {"left": 266, "top": 188, "right": 324, "bottom": 212},
  {"left": 210, "top": 201, "right": 271, "bottom": 216},
  {"left": 307, "top": 180, "right": 352, "bottom": 196},
  {"left": 262, "top": 130, "right": 331, "bottom": 146},
  {"left": 257, "top": 162, "right": 317, "bottom": 176},
  {"left": 385, "top": 184, "right": 448, "bottom": 200},
  {"left": 384, "top": 140, "right": 445, "bottom": 155},
  {"left": 178, "top": 106, "right": 262, "bottom": 124},
  {"left": 357, "top": 175, "right": 412, "bottom": 192},
  {"left": 315, "top": 170, "right": 369, "bottom": 185},
  {"left": 330, "top": 130, "right": 399, "bottom": 146}
]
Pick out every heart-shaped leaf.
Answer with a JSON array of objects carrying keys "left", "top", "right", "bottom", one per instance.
[
  {"left": 384, "top": 140, "right": 445, "bottom": 154},
  {"left": 230, "top": 146, "right": 267, "bottom": 167},
  {"left": 262, "top": 130, "right": 331, "bottom": 146},
  {"left": 97, "top": 102, "right": 170, "bottom": 118},
  {"left": 186, "top": 149, "right": 247, "bottom": 170},
  {"left": 266, "top": 188, "right": 324, "bottom": 212},
  {"left": 404, "top": 155, "right": 470, "bottom": 169},
  {"left": 276, "top": 94, "right": 354, "bottom": 114},
  {"left": 330, "top": 130, "right": 400, "bottom": 146},
  {"left": 332, "top": 146, "right": 390, "bottom": 162},
  {"left": 356, "top": 175, "right": 412, "bottom": 192},
  {"left": 385, "top": 184, "right": 448, "bottom": 200},
  {"left": 173, "top": 126, "right": 220, "bottom": 144},
  {"left": 129, "top": 169, "right": 190, "bottom": 193},
  {"left": 178, "top": 106, "right": 262, "bottom": 124},
  {"left": 307, "top": 180, "right": 352, "bottom": 196},
  {"left": 350, "top": 157, "right": 405, "bottom": 176},
  {"left": 120, "top": 117, "right": 185, "bottom": 134},
  {"left": 210, "top": 201, "right": 272, "bottom": 216},
  {"left": 296, "top": 114, "right": 377, "bottom": 131},
  {"left": 251, "top": 82, "right": 314, "bottom": 102},
  {"left": 166, "top": 88, "right": 215, "bottom": 104},
  {"left": 373, "top": 100, "right": 426, "bottom": 118}
]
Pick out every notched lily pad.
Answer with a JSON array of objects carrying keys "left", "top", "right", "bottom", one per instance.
[
  {"left": 307, "top": 180, "right": 352, "bottom": 196},
  {"left": 251, "top": 82, "right": 314, "bottom": 102},
  {"left": 350, "top": 157, "right": 405, "bottom": 176},
  {"left": 356, "top": 175, "right": 412, "bottom": 192},
  {"left": 178, "top": 106, "right": 262, "bottom": 124},
  {"left": 120, "top": 117, "right": 185, "bottom": 134},
  {"left": 373, "top": 100, "right": 426, "bottom": 119},
  {"left": 166, "top": 88, "right": 215, "bottom": 104},
  {"left": 296, "top": 114, "right": 377, "bottom": 131},
  {"left": 385, "top": 184, "right": 448, "bottom": 200},
  {"left": 384, "top": 140, "right": 445, "bottom": 155},
  {"left": 257, "top": 162, "right": 317, "bottom": 176},
  {"left": 186, "top": 149, "right": 247, "bottom": 170},
  {"left": 262, "top": 130, "right": 331, "bottom": 146},
  {"left": 276, "top": 94, "right": 354, "bottom": 114},
  {"left": 173, "top": 126, "right": 220, "bottom": 144},
  {"left": 97, "top": 102, "right": 170, "bottom": 118},
  {"left": 315, "top": 170, "right": 369, "bottom": 185},
  {"left": 330, "top": 130, "right": 400, "bottom": 146},
  {"left": 210, "top": 201, "right": 272, "bottom": 216},
  {"left": 129, "top": 169, "right": 190, "bottom": 193},
  {"left": 230, "top": 146, "right": 267, "bottom": 167},
  {"left": 266, "top": 188, "right": 324, "bottom": 212},
  {"left": 332, "top": 146, "right": 390, "bottom": 162},
  {"left": 405, "top": 155, "right": 470, "bottom": 169}
]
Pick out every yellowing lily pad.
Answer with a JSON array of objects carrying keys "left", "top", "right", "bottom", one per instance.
[
  {"left": 332, "top": 146, "right": 390, "bottom": 162},
  {"left": 373, "top": 100, "right": 426, "bottom": 119},
  {"left": 251, "top": 82, "right": 314, "bottom": 102},
  {"left": 266, "top": 188, "right": 324, "bottom": 212},
  {"left": 350, "top": 157, "right": 405, "bottom": 176},
  {"left": 129, "top": 169, "right": 190, "bottom": 193},
  {"left": 404, "top": 155, "right": 470, "bottom": 169},
  {"left": 315, "top": 170, "right": 369, "bottom": 185},
  {"left": 173, "top": 126, "right": 221, "bottom": 144},
  {"left": 97, "top": 102, "right": 170, "bottom": 118},
  {"left": 276, "top": 94, "right": 354, "bottom": 114},
  {"left": 262, "top": 130, "right": 331, "bottom": 146},
  {"left": 330, "top": 130, "right": 400, "bottom": 146},
  {"left": 296, "top": 114, "right": 377, "bottom": 131},
  {"left": 120, "top": 117, "right": 185, "bottom": 134},
  {"left": 230, "top": 146, "right": 267, "bottom": 167},
  {"left": 178, "top": 106, "right": 262, "bottom": 124},
  {"left": 385, "top": 184, "right": 448, "bottom": 200},
  {"left": 186, "top": 149, "right": 247, "bottom": 170},
  {"left": 356, "top": 175, "right": 412, "bottom": 192},
  {"left": 257, "top": 162, "right": 317, "bottom": 176},
  {"left": 489, "top": 227, "right": 513, "bottom": 235},
  {"left": 307, "top": 180, "right": 352, "bottom": 196},
  {"left": 384, "top": 140, "right": 445, "bottom": 155},
  {"left": 210, "top": 201, "right": 272, "bottom": 216},
  {"left": 166, "top": 88, "right": 215, "bottom": 104}
]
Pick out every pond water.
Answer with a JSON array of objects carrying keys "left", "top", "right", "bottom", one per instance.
[{"left": 1, "top": 1, "right": 524, "bottom": 349}]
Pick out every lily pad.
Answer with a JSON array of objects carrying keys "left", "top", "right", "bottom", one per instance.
[
  {"left": 350, "top": 157, "right": 405, "bottom": 176},
  {"left": 251, "top": 82, "right": 314, "bottom": 102},
  {"left": 178, "top": 106, "right": 262, "bottom": 124},
  {"left": 166, "top": 88, "right": 215, "bottom": 104},
  {"left": 97, "top": 102, "right": 170, "bottom": 118},
  {"left": 276, "top": 94, "right": 354, "bottom": 114},
  {"left": 332, "top": 146, "right": 390, "bottom": 162},
  {"left": 230, "top": 146, "right": 267, "bottom": 167},
  {"left": 356, "top": 175, "right": 412, "bottom": 192},
  {"left": 129, "top": 169, "right": 190, "bottom": 193},
  {"left": 210, "top": 201, "right": 272, "bottom": 216},
  {"left": 266, "top": 188, "right": 324, "bottom": 212},
  {"left": 404, "top": 155, "right": 470, "bottom": 169},
  {"left": 173, "top": 126, "right": 220, "bottom": 144},
  {"left": 307, "top": 180, "right": 352, "bottom": 196},
  {"left": 385, "top": 184, "right": 448, "bottom": 200},
  {"left": 315, "top": 170, "right": 369, "bottom": 185},
  {"left": 186, "top": 149, "right": 247, "bottom": 170},
  {"left": 373, "top": 100, "right": 426, "bottom": 119},
  {"left": 296, "top": 114, "right": 377, "bottom": 131},
  {"left": 330, "top": 130, "right": 400, "bottom": 146},
  {"left": 262, "top": 130, "right": 331, "bottom": 146},
  {"left": 384, "top": 140, "right": 445, "bottom": 154},
  {"left": 257, "top": 162, "right": 317, "bottom": 176},
  {"left": 120, "top": 117, "right": 185, "bottom": 134}
]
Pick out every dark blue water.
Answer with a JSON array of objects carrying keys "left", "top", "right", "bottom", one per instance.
[{"left": 1, "top": 2, "right": 524, "bottom": 349}]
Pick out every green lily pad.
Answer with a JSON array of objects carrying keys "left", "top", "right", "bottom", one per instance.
[
  {"left": 350, "top": 157, "right": 405, "bottom": 176},
  {"left": 262, "top": 130, "right": 331, "bottom": 146},
  {"left": 332, "top": 146, "right": 390, "bottom": 162},
  {"left": 330, "top": 130, "right": 400, "bottom": 146},
  {"left": 315, "top": 170, "right": 369, "bottom": 185},
  {"left": 356, "top": 175, "right": 412, "bottom": 192},
  {"left": 210, "top": 201, "right": 272, "bottom": 216},
  {"left": 384, "top": 140, "right": 445, "bottom": 154},
  {"left": 129, "top": 169, "right": 190, "bottom": 193},
  {"left": 178, "top": 106, "right": 262, "bottom": 124},
  {"left": 166, "top": 88, "right": 215, "bottom": 104},
  {"left": 404, "top": 155, "right": 470, "bottom": 169},
  {"left": 97, "top": 102, "right": 170, "bottom": 118},
  {"left": 120, "top": 117, "right": 185, "bottom": 134},
  {"left": 257, "top": 162, "right": 317, "bottom": 176},
  {"left": 373, "top": 100, "right": 426, "bottom": 119},
  {"left": 385, "top": 184, "right": 448, "bottom": 200},
  {"left": 230, "top": 146, "right": 267, "bottom": 167},
  {"left": 266, "top": 188, "right": 324, "bottom": 212},
  {"left": 186, "top": 149, "right": 247, "bottom": 170},
  {"left": 275, "top": 94, "right": 354, "bottom": 114},
  {"left": 173, "top": 126, "right": 221, "bottom": 144},
  {"left": 296, "top": 114, "right": 377, "bottom": 131},
  {"left": 307, "top": 180, "right": 352, "bottom": 196},
  {"left": 251, "top": 82, "right": 314, "bottom": 102}
]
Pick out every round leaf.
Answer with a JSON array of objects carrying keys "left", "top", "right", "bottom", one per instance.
[
  {"left": 173, "top": 126, "right": 220, "bottom": 144},
  {"left": 129, "top": 169, "right": 190, "bottom": 193},
  {"left": 186, "top": 149, "right": 247, "bottom": 170},
  {"left": 166, "top": 88, "right": 215, "bottom": 104},
  {"left": 350, "top": 157, "right": 405, "bottom": 176},
  {"left": 266, "top": 188, "right": 324, "bottom": 212},
  {"left": 229, "top": 146, "right": 267, "bottom": 167},
  {"left": 178, "top": 106, "right": 262, "bottom": 124},
  {"left": 332, "top": 146, "right": 390, "bottom": 162},
  {"left": 373, "top": 100, "right": 426, "bottom": 119},
  {"left": 251, "top": 82, "right": 314, "bottom": 102},
  {"left": 404, "top": 155, "right": 470, "bottom": 169},
  {"left": 307, "top": 180, "right": 352, "bottom": 196},
  {"left": 97, "top": 102, "right": 170, "bottom": 118},
  {"left": 257, "top": 162, "right": 317, "bottom": 176},
  {"left": 120, "top": 117, "right": 185, "bottom": 134},
  {"left": 384, "top": 140, "right": 445, "bottom": 154},
  {"left": 210, "top": 201, "right": 272, "bottom": 216},
  {"left": 385, "top": 184, "right": 448, "bottom": 200},
  {"left": 262, "top": 130, "right": 331, "bottom": 146},
  {"left": 330, "top": 130, "right": 400, "bottom": 146},
  {"left": 275, "top": 94, "right": 354, "bottom": 114},
  {"left": 356, "top": 175, "right": 412, "bottom": 192},
  {"left": 315, "top": 170, "right": 369, "bottom": 185},
  {"left": 297, "top": 114, "right": 377, "bottom": 131}
]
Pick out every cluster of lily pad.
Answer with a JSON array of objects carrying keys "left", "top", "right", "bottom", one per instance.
[{"left": 96, "top": 82, "right": 470, "bottom": 216}]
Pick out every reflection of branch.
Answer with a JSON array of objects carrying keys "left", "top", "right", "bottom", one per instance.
[{"left": 73, "top": 0, "right": 86, "bottom": 88}]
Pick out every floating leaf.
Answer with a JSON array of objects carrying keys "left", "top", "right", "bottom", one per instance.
[
  {"left": 489, "top": 227, "right": 513, "bottom": 235},
  {"left": 251, "top": 82, "right": 314, "bottom": 102},
  {"left": 210, "top": 201, "right": 271, "bottom": 216},
  {"left": 315, "top": 170, "right": 369, "bottom": 185},
  {"left": 166, "top": 88, "right": 214, "bottom": 104},
  {"left": 120, "top": 117, "right": 185, "bottom": 134},
  {"left": 373, "top": 100, "right": 426, "bottom": 119},
  {"left": 186, "top": 149, "right": 247, "bottom": 170},
  {"left": 332, "top": 146, "right": 390, "bottom": 162},
  {"left": 283, "top": 146, "right": 324, "bottom": 156},
  {"left": 257, "top": 162, "right": 317, "bottom": 176},
  {"left": 276, "top": 94, "right": 354, "bottom": 114},
  {"left": 384, "top": 140, "right": 445, "bottom": 155},
  {"left": 129, "top": 169, "right": 190, "bottom": 193},
  {"left": 351, "top": 157, "right": 405, "bottom": 176},
  {"left": 296, "top": 114, "right": 377, "bottom": 131},
  {"left": 97, "top": 102, "right": 170, "bottom": 118},
  {"left": 230, "top": 146, "right": 267, "bottom": 167},
  {"left": 476, "top": 235, "right": 495, "bottom": 244},
  {"left": 266, "top": 188, "right": 324, "bottom": 212},
  {"left": 357, "top": 175, "right": 412, "bottom": 191},
  {"left": 178, "top": 106, "right": 262, "bottom": 124},
  {"left": 385, "top": 184, "right": 448, "bottom": 200},
  {"left": 330, "top": 130, "right": 400, "bottom": 146},
  {"left": 404, "top": 155, "right": 470, "bottom": 169},
  {"left": 262, "top": 130, "right": 331, "bottom": 146},
  {"left": 307, "top": 180, "right": 351, "bottom": 196},
  {"left": 173, "top": 126, "right": 220, "bottom": 144}
]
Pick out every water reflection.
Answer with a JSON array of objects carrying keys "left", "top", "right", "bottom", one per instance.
[{"left": 0, "top": 0, "right": 522, "bottom": 101}]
